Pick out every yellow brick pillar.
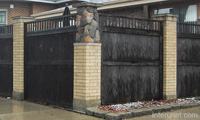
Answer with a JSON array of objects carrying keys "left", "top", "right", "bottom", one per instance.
[
  {"left": 73, "top": 2, "right": 102, "bottom": 112},
  {"left": 153, "top": 14, "right": 178, "bottom": 100},
  {"left": 12, "top": 16, "right": 34, "bottom": 100}
]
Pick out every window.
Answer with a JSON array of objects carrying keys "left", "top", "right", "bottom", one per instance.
[
  {"left": 154, "top": 5, "right": 197, "bottom": 23},
  {"left": 0, "top": 9, "right": 7, "bottom": 26}
]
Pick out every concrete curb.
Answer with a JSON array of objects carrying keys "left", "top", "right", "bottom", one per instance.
[{"left": 86, "top": 102, "right": 200, "bottom": 120}]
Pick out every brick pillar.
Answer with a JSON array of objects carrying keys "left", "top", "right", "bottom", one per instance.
[
  {"left": 12, "top": 16, "right": 34, "bottom": 101},
  {"left": 153, "top": 14, "right": 178, "bottom": 100},
  {"left": 73, "top": 2, "right": 102, "bottom": 112}
]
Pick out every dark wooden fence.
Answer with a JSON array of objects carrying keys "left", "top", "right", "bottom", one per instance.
[
  {"left": 25, "top": 14, "right": 76, "bottom": 36},
  {"left": 177, "top": 23, "right": 200, "bottom": 98},
  {"left": 99, "top": 13, "right": 162, "bottom": 31},
  {"left": 0, "top": 25, "right": 13, "bottom": 35},
  {"left": 24, "top": 14, "right": 76, "bottom": 108},
  {"left": 100, "top": 14, "right": 163, "bottom": 105},
  {"left": 177, "top": 23, "right": 200, "bottom": 37},
  {"left": 0, "top": 25, "right": 13, "bottom": 97}
]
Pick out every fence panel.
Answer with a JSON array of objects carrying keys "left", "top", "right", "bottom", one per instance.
[
  {"left": 0, "top": 25, "right": 13, "bottom": 97},
  {"left": 100, "top": 14, "right": 163, "bottom": 105},
  {"left": 24, "top": 15, "right": 76, "bottom": 108},
  {"left": 0, "top": 25, "right": 13, "bottom": 35},
  {"left": 177, "top": 37, "right": 200, "bottom": 98},
  {"left": 99, "top": 14, "right": 162, "bottom": 31},
  {"left": 177, "top": 23, "right": 200, "bottom": 36}
]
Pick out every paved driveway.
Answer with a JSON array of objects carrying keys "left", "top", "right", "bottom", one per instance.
[
  {"left": 0, "top": 97, "right": 200, "bottom": 120},
  {"left": 0, "top": 97, "right": 101, "bottom": 120}
]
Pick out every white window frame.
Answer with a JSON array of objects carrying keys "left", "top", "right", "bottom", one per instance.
[{"left": 0, "top": 9, "right": 8, "bottom": 26}]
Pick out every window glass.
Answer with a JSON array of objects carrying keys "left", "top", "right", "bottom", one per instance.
[
  {"left": 0, "top": 11, "right": 6, "bottom": 26},
  {"left": 184, "top": 5, "right": 197, "bottom": 22},
  {"left": 154, "top": 5, "right": 197, "bottom": 23}
]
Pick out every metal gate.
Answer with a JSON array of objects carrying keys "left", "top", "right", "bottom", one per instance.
[
  {"left": 24, "top": 15, "right": 76, "bottom": 108},
  {"left": 0, "top": 25, "right": 13, "bottom": 97}
]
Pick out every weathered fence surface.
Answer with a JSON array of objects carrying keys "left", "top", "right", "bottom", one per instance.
[
  {"left": 177, "top": 23, "right": 200, "bottom": 38},
  {"left": 177, "top": 30, "right": 200, "bottom": 98},
  {"left": 0, "top": 25, "right": 13, "bottom": 36},
  {"left": 0, "top": 25, "right": 13, "bottom": 97},
  {"left": 99, "top": 14, "right": 163, "bottom": 105},
  {"left": 24, "top": 14, "right": 76, "bottom": 108}
]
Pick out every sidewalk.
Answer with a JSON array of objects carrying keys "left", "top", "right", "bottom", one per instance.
[
  {"left": 0, "top": 97, "right": 200, "bottom": 120},
  {"left": 0, "top": 97, "right": 100, "bottom": 120}
]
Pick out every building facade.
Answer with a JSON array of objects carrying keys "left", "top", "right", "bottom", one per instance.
[
  {"left": 151, "top": 0, "right": 200, "bottom": 23},
  {"left": 0, "top": 0, "right": 79, "bottom": 25},
  {"left": 31, "top": 0, "right": 200, "bottom": 23}
]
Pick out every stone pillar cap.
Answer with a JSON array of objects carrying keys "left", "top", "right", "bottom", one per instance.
[
  {"left": 152, "top": 14, "right": 178, "bottom": 18},
  {"left": 12, "top": 16, "right": 35, "bottom": 20},
  {"left": 73, "top": 2, "right": 103, "bottom": 8}
]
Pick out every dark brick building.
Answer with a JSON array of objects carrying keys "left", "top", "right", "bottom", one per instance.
[{"left": 0, "top": 0, "right": 79, "bottom": 25}]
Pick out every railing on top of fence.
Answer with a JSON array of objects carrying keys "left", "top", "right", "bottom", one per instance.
[
  {"left": 25, "top": 14, "right": 77, "bottom": 33},
  {"left": 177, "top": 22, "right": 200, "bottom": 34},
  {"left": 99, "top": 14, "right": 163, "bottom": 32},
  {"left": 0, "top": 25, "right": 13, "bottom": 35}
]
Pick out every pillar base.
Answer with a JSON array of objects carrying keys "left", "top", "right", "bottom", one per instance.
[
  {"left": 163, "top": 94, "right": 177, "bottom": 100},
  {"left": 73, "top": 99, "right": 101, "bottom": 112},
  {"left": 12, "top": 92, "right": 24, "bottom": 101}
]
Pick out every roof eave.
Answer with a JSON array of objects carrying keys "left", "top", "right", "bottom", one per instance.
[{"left": 0, "top": 0, "right": 76, "bottom": 4}]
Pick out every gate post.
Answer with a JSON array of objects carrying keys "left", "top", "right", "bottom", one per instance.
[
  {"left": 73, "top": 2, "right": 102, "bottom": 112},
  {"left": 12, "top": 16, "right": 34, "bottom": 101},
  {"left": 153, "top": 14, "right": 178, "bottom": 100}
]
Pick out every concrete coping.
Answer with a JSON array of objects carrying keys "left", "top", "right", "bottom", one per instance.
[
  {"left": 12, "top": 16, "right": 35, "bottom": 20},
  {"left": 73, "top": 2, "right": 103, "bottom": 8},
  {"left": 152, "top": 14, "right": 178, "bottom": 18},
  {"left": 74, "top": 43, "right": 102, "bottom": 46}
]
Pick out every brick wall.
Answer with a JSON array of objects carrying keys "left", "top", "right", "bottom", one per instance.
[
  {"left": 12, "top": 16, "right": 34, "bottom": 100},
  {"left": 0, "top": 2, "right": 31, "bottom": 24},
  {"left": 153, "top": 14, "right": 178, "bottom": 100},
  {"left": 31, "top": 3, "right": 58, "bottom": 15},
  {"left": 73, "top": 43, "right": 101, "bottom": 111},
  {"left": 99, "top": 6, "right": 145, "bottom": 18},
  {"left": 0, "top": 2, "right": 61, "bottom": 24},
  {"left": 74, "top": 44, "right": 101, "bottom": 101}
]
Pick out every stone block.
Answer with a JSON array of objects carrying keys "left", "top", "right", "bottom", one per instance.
[
  {"left": 119, "top": 112, "right": 132, "bottom": 119},
  {"left": 12, "top": 91, "right": 24, "bottom": 101},
  {"left": 198, "top": 102, "right": 200, "bottom": 106},
  {"left": 152, "top": 107, "right": 164, "bottom": 113},
  {"left": 86, "top": 107, "right": 96, "bottom": 116},
  {"left": 189, "top": 103, "right": 199, "bottom": 107},
  {"left": 73, "top": 99, "right": 100, "bottom": 112},
  {"left": 180, "top": 104, "right": 191, "bottom": 109},
  {"left": 105, "top": 113, "right": 122, "bottom": 120},
  {"left": 160, "top": 106, "right": 172, "bottom": 112},
  {"left": 94, "top": 109, "right": 110, "bottom": 118},
  {"left": 81, "top": 13, "right": 94, "bottom": 26},
  {"left": 128, "top": 109, "right": 143, "bottom": 117},
  {"left": 82, "top": 36, "right": 94, "bottom": 43},
  {"left": 141, "top": 108, "right": 153, "bottom": 115},
  {"left": 170, "top": 104, "right": 181, "bottom": 110}
]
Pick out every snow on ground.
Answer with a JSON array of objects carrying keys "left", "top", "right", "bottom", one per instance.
[{"left": 99, "top": 97, "right": 200, "bottom": 113}]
